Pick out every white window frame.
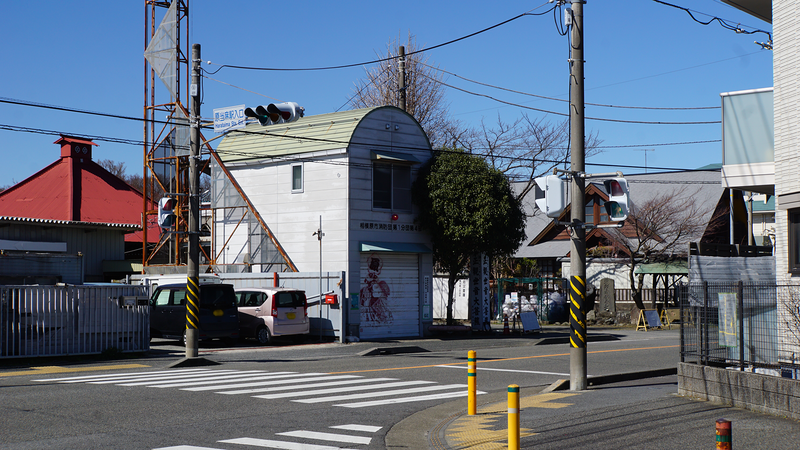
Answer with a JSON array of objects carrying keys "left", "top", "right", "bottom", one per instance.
[{"left": 291, "top": 163, "right": 303, "bottom": 193}]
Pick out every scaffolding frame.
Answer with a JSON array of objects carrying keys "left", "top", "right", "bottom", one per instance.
[{"left": 142, "top": 0, "right": 295, "bottom": 274}]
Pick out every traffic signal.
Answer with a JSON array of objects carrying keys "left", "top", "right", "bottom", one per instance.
[
  {"left": 534, "top": 175, "right": 567, "bottom": 218},
  {"left": 603, "top": 178, "right": 629, "bottom": 221},
  {"left": 158, "top": 197, "right": 176, "bottom": 229},
  {"left": 244, "top": 102, "right": 304, "bottom": 125}
]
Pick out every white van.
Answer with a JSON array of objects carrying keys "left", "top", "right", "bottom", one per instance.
[
  {"left": 235, "top": 287, "right": 309, "bottom": 344},
  {"left": 129, "top": 273, "right": 222, "bottom": 297}
]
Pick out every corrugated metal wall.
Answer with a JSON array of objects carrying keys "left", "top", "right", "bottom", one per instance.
[
  {"left": 689, "top": 255, "right": 776, "bottom": 283},
  {"left": 0, "top": 285, "right": 149, "bottom": 358}
]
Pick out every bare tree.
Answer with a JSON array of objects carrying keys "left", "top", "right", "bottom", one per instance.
[
  {"left": 605, "top": 186, "right": 713, "bottom": 310},
  {"left": 349, "top": 33, "right": 465, "bottom": 148},
  {"left": 97, "top": 159, "right": 128, "bottom": 179},
  {"left": 458, "top": 114, "right": 602, "bottom": 202}
]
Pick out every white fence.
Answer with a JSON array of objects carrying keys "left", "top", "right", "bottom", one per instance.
[{"left": 0, "top": 285, "right": 150, "bottom": 358}]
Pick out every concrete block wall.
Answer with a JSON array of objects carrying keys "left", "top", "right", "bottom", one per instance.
[{"left": 678, "top": 363, "right": 800, "bottom": 420}]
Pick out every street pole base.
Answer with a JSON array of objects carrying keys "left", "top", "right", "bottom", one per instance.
[{"left": 167, "top": 357, "right": 220, "bottom": 368}]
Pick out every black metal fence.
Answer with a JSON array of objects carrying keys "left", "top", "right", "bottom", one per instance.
[{"left": 679, "top": 281, "right": 800, "bottom": 378}]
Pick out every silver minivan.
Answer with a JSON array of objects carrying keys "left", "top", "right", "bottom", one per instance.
[{"left": 235, "top": 287, "right": 309, "bottom": 344}]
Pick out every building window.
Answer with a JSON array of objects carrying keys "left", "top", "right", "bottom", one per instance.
[
  {"left": 585, "top": 196, "right": 609, "bottom": 225},
  {"left": 789, "top": 209, "right": 800, "bottom": 274},
  {"left": 292, "top": 164, "right": 303, "bottom": 193},
  {"left": 372, "top": 163, "right": 411, "bottom": 211}
]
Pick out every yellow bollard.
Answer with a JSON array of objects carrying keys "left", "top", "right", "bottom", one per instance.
[
  {"left": 508, "top": 384, "right": 520, "bottom": 450},
  {"left": 467, "top": 350, "right": 477, "bottom": 415}
]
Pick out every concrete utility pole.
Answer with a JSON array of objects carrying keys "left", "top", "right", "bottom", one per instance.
[
  {"left": 568, "top": 0, "right": 588, "bottom": 391},
  {"left": 398, "top": 45, "right": 406, "bottom": 112},
  {"left": 185, "top": 43, "right": 201, "bottom": 358}
]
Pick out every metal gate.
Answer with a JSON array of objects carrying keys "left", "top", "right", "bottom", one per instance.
[
  {"left": 1, "top": 285, "right": 150, "bottom": 358},
  {"left": 359, "top": 253, "right": 420, "bottom": 339}
]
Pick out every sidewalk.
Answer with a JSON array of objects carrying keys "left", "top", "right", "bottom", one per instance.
[{"left": 388, "top": 373, "right": 800, "bottom": 449}]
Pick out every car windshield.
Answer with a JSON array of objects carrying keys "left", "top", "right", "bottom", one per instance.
[{"left": 199, "top": 285, "right": 236, "bottom": 309}]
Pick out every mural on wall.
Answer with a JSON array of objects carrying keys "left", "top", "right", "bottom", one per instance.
[{"left": 360, "top": 254, "right": 393, "bottom": 324}]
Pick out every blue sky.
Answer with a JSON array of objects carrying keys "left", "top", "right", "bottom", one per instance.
[{"left": 0, "top": 1, "right": 772, "bottom": 187}]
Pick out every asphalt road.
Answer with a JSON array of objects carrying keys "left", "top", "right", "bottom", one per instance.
[{"left": 4, "top": 326, "right": 781, "bottom": 450}]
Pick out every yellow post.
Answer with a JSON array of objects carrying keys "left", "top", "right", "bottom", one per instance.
[
  {"left": 467, "top": 350, "right": 477, "bottom": 415},
  {"left": 508, "top": 384, "right": 520, "bottom": 450}
]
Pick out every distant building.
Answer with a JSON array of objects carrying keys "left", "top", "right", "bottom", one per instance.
[
  {"left": 514, "top": 168, "right": 743, "bottom": 290},
  {"left": 0, "top": 136, "right": 157, "bottom": 283}
]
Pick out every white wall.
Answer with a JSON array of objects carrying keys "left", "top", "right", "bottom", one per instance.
[{"left": 221, "top": 151, "right": 350, "bottom": 273}]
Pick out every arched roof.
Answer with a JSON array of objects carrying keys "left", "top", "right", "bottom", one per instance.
[{"left": 216, "top": 106, "right": 430, "bottom": 164}]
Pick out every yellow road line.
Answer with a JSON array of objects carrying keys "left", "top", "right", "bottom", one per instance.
[
  {"left": 327, "top": 344, "right": 678, "bottom": 375},
  {"left": 0, "top": 364, "right": 150, "bottom": 378}
]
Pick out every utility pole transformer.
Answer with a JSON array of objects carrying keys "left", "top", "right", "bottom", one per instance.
[
  {"left": 569, "top": 0, "right": 588, "bottom": 391},
  {"left": 185, "top": 43, "right": 201, "bottom": 358}
]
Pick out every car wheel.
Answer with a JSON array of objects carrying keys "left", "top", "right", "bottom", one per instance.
[
  {"left": 256, "top": 326, "right": 272, "bottom": 345},
  {"left": 181, "top": 329, "right": 187, "bottom": 347}
]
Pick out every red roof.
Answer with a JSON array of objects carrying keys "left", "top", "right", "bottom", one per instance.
[{"left": 0, "top": 136, "right": 158, "bottom": 243}]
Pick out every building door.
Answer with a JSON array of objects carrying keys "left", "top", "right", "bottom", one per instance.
[{"left": 359, "top": 253, "right": 419, "bottom": 339}]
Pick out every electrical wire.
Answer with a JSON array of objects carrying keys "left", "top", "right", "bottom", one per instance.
[
  {"left": 414, "top": 71, "right": 720, "bottom": 125},
  {"left": 653, "top": 0, "right": 772, "bottom": 43},
  {"left": 419, "top": 63, "right": 720, "bottom": 111},
  {"left": 0, "top": 120, "right": 711, "bottom": 174},
  {"left": 204, "top": 8, "right": 553, "bottom": 73}
]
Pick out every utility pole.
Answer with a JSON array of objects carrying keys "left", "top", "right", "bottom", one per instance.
[
  {"left": 568, "top": 0, "right": 587, "bottom": 391},
  {"left": 185, "top": 43, "right": 201, "bottom": 358},
  {"left": 398, "top": 45, "right": 406, "bottom": 112}
]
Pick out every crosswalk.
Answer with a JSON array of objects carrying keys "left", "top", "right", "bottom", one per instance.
[
  {"left": 32, "top": 368, "right": 485, "bottom": 409},
  {"left": 153, "top": 423, "right": 383, "bottom": 450}
]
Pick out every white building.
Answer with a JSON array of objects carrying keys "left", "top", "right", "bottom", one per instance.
[
  {"left": 719, "top": 0, "right": 800, "bottom": 359},
  {"left": 212, "top": 106, "right": 434, "bottom": 340}
]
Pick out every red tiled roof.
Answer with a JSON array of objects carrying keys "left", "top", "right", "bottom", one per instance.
[{"left": 0, "top": 136, "right": 158, "bottom": 243}]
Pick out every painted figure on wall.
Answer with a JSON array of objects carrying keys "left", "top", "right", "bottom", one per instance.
[{"left": 360, "top": 254, "right": 393, "bottom": 324}]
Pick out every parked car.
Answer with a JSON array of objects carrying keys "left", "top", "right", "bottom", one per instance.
[
  {"left": 235, "top": 287, "right": 309, "bottom": 344},
  {"left": 149, "top": 283, "right": 239, "bottom": 344}
]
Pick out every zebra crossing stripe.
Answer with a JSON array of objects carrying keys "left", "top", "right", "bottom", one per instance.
[
  {"left": 253, "top": 380, "right": 434, "bottom": 400},
  {"left": 107, "top": 370, "right": 262, "bottom": 386},
  {"left": 277, "top": 430, "right": 372, "bottom": 445},
  {"left": 153, "top": 446, "right": 225, "bottom": 450},
  {"left": 182, "top": 372, "right": 331, "bottom": 391},
  {"left": 218, "top": 437, "right": 342, "bottom": 450},
  {"left": 338, "top": 390, "right": 485, "bottom": 408},
  {"left": 209, "top": 375, "right": 378, "bottom": 395},
  {"left": 294, "top": 384, "right": 468, "bottom": 404},
  {"left": 328, "top": 424, "right": 381, "bottom": 433},
  {"left": 33, "top": 368, "right": 212, "bottom": 383},
  {"left": 125, "top": 371, "right": 286, "bottom": 388}
]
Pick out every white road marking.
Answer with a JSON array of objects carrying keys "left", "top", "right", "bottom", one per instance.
[
  {"left": 253, "top": 380, "right": 434, "bottom": 400},
  {"left": 294, "top": 384, "right": 467, "bottom": 404},
  {"left": 277, "top": 430, "right": 371, "bottom": 445},
  {"left": 328, "top": 424, "right": 382, "bottom": 433}
]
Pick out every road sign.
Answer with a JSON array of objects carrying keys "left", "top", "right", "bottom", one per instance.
[{"left": 213, "top": 104, "right": 246, "bottom": 133}]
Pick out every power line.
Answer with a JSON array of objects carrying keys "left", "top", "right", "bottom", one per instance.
[
  {"left": 415, "top": 71, "right": 721, "bottom": 125},
  {"left": 653, "top": 0, "right": 772, "bottom": 46},
  {"left": 1, "top": 120, "right": 722, "bottom": 175},
  {"left": 421, "top": 63, "right": 719, "bottom": 111},
  {"left": 204, "top": 8, "right": 553, "bottom": 74}
]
